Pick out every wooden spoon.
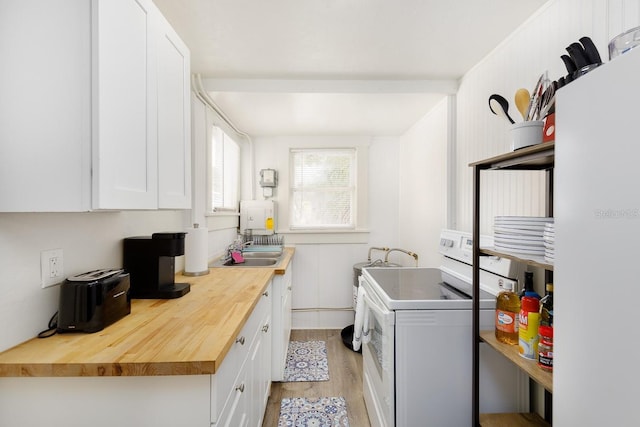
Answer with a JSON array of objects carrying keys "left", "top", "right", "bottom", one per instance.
[{"left": 514, "top": 88, "right": 530, "bottom": 120}]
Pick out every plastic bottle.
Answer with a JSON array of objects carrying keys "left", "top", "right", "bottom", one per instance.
[
  {"left": 495, "top": 282, "right": 520, "bottom": 345},
  {"left": 519, "top": 291, "right": 541, "bottom": 359},
  {"left": 540, "top": 283, "right": 554, "bottom": 327}
]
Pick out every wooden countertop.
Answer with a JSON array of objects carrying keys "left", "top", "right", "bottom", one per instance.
[{"left": 0, "top": 248, "right": 294, "bottom": 377}]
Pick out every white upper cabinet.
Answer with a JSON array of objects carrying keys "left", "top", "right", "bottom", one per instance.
[
  {"left": 0, "top": 0, "right": 191, "bottom": 212},
  {"left": 0, "top": 1, "right": 92, "bottom": 211},
  {"left": 157, "top": 12, "right": 192, "bottom": 209},
  {"left": 92, "top": 0, "right": 158, "bottom": 210}
]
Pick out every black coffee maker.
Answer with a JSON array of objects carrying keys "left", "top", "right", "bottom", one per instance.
[{"left": 123, "top": 232, "right": 190, "bottom": 299}]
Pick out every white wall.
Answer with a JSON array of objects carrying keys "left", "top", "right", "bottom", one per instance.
[
  {"left": 191, "top": 94, "right": 241, "bottom": 259},
  {"left": 252, "top": 135, "right": 399, "bottom": 329},
  {"left": 455, "top": 0, "right": 640, "bottom": 234},
  {"left": 397, "top": 96, "right": 450, "bottom": 267},
  {"left": 0, "top": 210, "right": 189, "bottom": 352}
]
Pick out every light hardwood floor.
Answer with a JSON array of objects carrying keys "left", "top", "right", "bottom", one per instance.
[{"left": 262, "top": 329, "right": 371, "bottom": 427}]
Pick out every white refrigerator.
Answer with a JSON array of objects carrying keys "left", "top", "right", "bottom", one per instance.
[{"left": 555, "top": 45, "right": 640, "bottom": 425}]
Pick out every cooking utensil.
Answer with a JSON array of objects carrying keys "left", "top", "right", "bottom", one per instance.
[
  {"left": 488, "top": 94, "right": 515, "bottom": 124},
  {"left": 526, "top": 74, "right": 545, "bottom": 121},
  {"left": 580, "top": 36, "right": 602, "bottom": 64},
  {"left": 539, "top": 94, "right": 556, "bottom": 118},
  {"left": 514, "top": 88, "right": 530, "bottom": 120},
  {"left": 561, "top": 54, "right": 577, "bottom": 74},
  {"left": 566, "top": 42, "right": 590, "bottom": 68},
  {"left": 538, "top": 83, "right": 556, "bottom": 119}
]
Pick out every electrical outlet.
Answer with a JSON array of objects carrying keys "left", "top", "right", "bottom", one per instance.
[{"left": 41, "top": 249, "right": 64, "bottom": 288}]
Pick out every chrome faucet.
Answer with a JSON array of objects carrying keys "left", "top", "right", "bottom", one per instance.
[
  {"left": 225, "top": 240, "right": 255, "bottom": 263},
  {"left": 384, "top": 248, "right": 419, "bottom": 267}
]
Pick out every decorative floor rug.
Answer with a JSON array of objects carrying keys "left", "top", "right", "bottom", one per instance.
[
  {"left": 283, "top": 340, "right": 329, "bottom": 382},
  {"left": 278, "top": 396, "right": 350, "bottom": 427}
]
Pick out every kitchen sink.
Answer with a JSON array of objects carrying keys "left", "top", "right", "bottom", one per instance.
[
  {"left": 210, "top": 257, "right": 280, "bottom": 268},
  {"left": 241, "top": 251, "right": 282, "bottom": 259},
  {"left": 209, "top": 245, "right": 284, "bottom": 268}
]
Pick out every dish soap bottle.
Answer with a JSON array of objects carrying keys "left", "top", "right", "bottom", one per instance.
[{"left": 495, "top": 281, "right": 519, "bottom": 345}]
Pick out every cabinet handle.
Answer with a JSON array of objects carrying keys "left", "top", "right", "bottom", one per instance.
[
  {"left": 262, "top": 324, "right": 269, "bottom": 333},
  {"left": 236, "top": 336, "right": 245, "bottom": 345},
  {"left": 287, "top": 286, "right": 292, "bottom": 291},
  {"left": 235, "top": 383, "right": 245, "bottom": 393},
  {"left": 262, "top": 291, "right": 269, "bottom": 297}
]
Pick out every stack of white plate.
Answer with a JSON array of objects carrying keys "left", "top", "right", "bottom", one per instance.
[
  {"left": 543, "top": 222, "right": 555, "bottom": 263},
  {"left": 494, "top": 216, "right": 554, "bottom": 257}
]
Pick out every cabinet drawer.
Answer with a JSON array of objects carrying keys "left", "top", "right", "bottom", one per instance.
[
  {"left": 211, "top": 285, "right": 271, "bottom": 424},
  {"left": 217, "top": 358, "right": 249, "bottom": 427}
]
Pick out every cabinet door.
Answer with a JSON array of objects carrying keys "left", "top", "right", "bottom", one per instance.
[
  {"left": 283, "top": 266, "right": 293, "bottom": 345},
  {"left": 0, "top": 1, "right": 91, "bottom": 212},
  {"left": 257, "top": 314, "right": 272, "bottom": 426},
  {"left": 271, "top": 267, "right": 292, "bottom": 381},
  {"left": 91, "top": 0, "right": 158, "bottom": 209},
  {"left": 248, "top": 300, "right": 271, "bottom": 427},
  {"left": 157, "top": 13, "right": 191, "bottom": 209}
]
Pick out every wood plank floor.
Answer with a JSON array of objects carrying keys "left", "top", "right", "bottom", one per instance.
[{"left": 262, "top": 329, "right": 371, "bottom": 427}]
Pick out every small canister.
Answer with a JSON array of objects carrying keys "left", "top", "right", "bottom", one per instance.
[{"left": 538, "top": 325, "right": 553, "bottom": 371}]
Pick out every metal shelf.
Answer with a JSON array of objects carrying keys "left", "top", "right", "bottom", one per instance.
[
  {"left": 470, "top": 141, "right": 554, "bottom": 171},
  {"left": 471, "top": 143, "right": 554, "bottom": 426}
]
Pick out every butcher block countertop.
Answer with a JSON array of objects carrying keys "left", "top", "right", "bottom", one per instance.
[{"left": 0, "top": 248, "right": 294, "bottom": 378}]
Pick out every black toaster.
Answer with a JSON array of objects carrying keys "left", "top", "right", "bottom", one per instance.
[{"left": 57, "top": 269, "right": 131, "bottom": 333}]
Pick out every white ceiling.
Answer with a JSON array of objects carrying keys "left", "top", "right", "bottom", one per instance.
[{"left": 154, "top": 0, "right": 548, "bottom": 137}]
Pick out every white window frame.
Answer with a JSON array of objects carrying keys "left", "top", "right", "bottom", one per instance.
[
  {"left": 207, "top": 125, "right": 240, "bottom": 213},
  {"left": 289, "top": 148, "right": 357, "bottom": 230},
  {"left": 271, "top": 136, "right": 370, "bottom": 244}
]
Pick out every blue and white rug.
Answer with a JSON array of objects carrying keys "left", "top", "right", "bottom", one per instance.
[
  {"left": 283, "top": 340, "right": 329, "bottom": 382},
  {"left": 278, "top": 396, "right": 350, "bottom": 427}
]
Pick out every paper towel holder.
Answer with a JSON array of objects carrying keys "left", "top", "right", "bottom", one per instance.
[{"left": 184, "top": 223, "right": 211, "bottom": 277}]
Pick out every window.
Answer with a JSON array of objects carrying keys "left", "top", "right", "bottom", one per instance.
[
  {"left": 209, "top": 126, "right": 239, "bottom": 212},
  {"left": 290, "top": 148, "right": 356, "bottom": 229}
]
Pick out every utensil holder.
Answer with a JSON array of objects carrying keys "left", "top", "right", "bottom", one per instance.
[{"left": 510, "top": 120, "right": 544, "bottom": 151}]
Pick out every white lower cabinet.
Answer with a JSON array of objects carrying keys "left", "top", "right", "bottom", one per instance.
[
  {"left": 271, "top": 264, "right": 293, "bottom": 381},
  {"left": 212, "top": 282, "right": 272, "bottom": 427},
  {"left": 0, "top": 0, "right": 191, "bottom": 212}
]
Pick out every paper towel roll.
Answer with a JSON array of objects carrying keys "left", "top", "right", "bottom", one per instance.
[{"left": 184, "top": 224, "right": 210, "bottom": 276}]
